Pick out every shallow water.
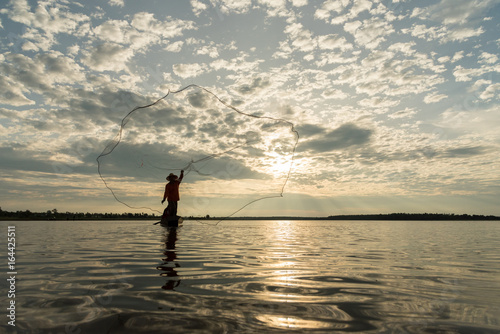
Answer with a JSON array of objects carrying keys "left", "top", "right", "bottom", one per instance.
[{"left": 1, "top": 220, "right": 499, "bottom": 333}]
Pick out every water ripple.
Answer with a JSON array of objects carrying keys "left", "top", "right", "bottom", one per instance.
[{"left": 3, "top": 220, "right": 500, "bottom": 333}]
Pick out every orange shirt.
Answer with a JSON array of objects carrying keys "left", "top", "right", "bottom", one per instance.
[{"left": 163, "top": 175, "right": 183, "bottom": 201}]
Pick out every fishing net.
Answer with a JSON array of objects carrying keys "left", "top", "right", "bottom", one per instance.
[{"left": 97, "top": 85, "right": 298, "bottom": 220}]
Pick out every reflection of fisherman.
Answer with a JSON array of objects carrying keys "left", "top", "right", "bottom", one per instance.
[
  {"left": 161, "top": 170, "right": 184, "bottom": 219},
  {"left": 156, "top": 227, "right": 181, "bottom": 290}
]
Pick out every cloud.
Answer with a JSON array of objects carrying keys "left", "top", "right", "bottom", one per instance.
[
  {"left": 291, "top": 0, "right": 308, "bottom": 7},
  {"left": 190, "top": 0, "right": 208, "bottom": 16},
  {"left": 82, "top": 43, "right": 134, "bottom": 72},
  {"left": 285, "top": 22, "right": 316, "bottom": 52},
  {"left": 424, "top": 92, "right": 447, "bottom": 104},
  {"left": 444, "top": 146, "right": 487, "bottom": 157},
  {"left": 314, "top": 0, "right": 350, "bottom": 22},
  {"left": 172, "top": 63, "right": 208, "bottom": 78},
  {"left": 130, "top": 12, "right": 196, "bottom": 38},
  {"left": 388, "top": 108, "right": 417, "bottom": 119},
  {"left": 358, "top": 97, "right": 400, "bottom": 109},
  {"left": 188, "top": 91, "right": 210, "bottom": 108},
  {"left": 109, "top": 0, "right": 125, "bottom": 7},
  {"left": 344, "top": 17, "right": 395, "bottom": 49},
  {"left": 426, "top": 0, "right": 500, "bottom": 25},
  {"left": 479, "top": 52, "right": 499, "bottom": 64},
  {"left": 321, "top": 88, "right": 348, "bottom": 100},
  {"left": 196, "top": 44, "right": 219, "bottom": 58},
  {"left": 0, "top": 75, "right": 34, "bottom": 106},
  {"left": 257, "top": 0, "right": 288, "bottom": 17},
  {"left": 0, "top": 52, "right": 86, "bottom": 105},
  {"left": 296, "top": 123, "right": 326, "bottom": 138},
  {"left": 216, "top": 0, "right": 253, "bottom": 15},
  {"left": 299, "top": 123, "right": 373, "bottom": 153},
  {"left": 0, "top": 145, "right": 81, "bottom": 174},
  {"left": 479, "top": 83, "right": 500, "bottom": 100},
  {"left": 5, "top": 0, "right": 89, "bottom": 34},
  {"left": 452, "top": 64, "right": 495, "bottom": 82},
  {"left": 317, "top": 34, "right": 353, "bottom": 51},
  {"left": 236, "top": 77, "right": 271, "bottom": 95},
  {"left": 164, "top": 41, "right": 184, "bottom": 52}
]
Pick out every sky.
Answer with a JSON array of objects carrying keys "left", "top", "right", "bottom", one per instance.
[{"left": 0, "top": 0, "right": 499, "bottom": 217}]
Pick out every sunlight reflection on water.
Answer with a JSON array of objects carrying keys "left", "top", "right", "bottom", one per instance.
[{"left": 1, "top": 220, "right": 500, "bottom": 333}]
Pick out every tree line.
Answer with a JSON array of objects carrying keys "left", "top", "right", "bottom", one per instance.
[{"left": 0, "top": 208, "right": 159, "bottom": 220}]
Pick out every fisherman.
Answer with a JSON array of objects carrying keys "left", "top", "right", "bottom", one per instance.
[{"left": 161, "top": 170, "right": 184, "bottom": 220}]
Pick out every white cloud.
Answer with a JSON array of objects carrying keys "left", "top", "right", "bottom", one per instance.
[
  {"left": 404, "top": 24, "right": 445, "bottom": 42},
  {"left": 272, "top": 41, "right": 293, "bottom": 59},
  {"left": 109, "top": 0, "right": 125, "bottom": 7},
  {"left": 479, "top": 83, "right": 500, "bottom": 100},
  {"left": 210, "top": 55, "right": 263, "bottom": 73},
  {"left": 82, "top": 43, "right": 134, "bottom": 72},
  {"left": 424, "top": 92, "right": 447, "bottom": 104},
  {"left": 67, "top": 44, "right": 80, "bottom": 56},
  {"left": 172, "top": 63, "right": 208, "bottom": 78},
  {"left": 452, "top": 65, "right": 496, "bottom": 82},
  {"left": 437, "top": 56, "right": 450, "bottom": 63},
  {"left": 215, "top": 0, "right": 253, "bottom": 15},
  {"left": 388, "top": 108, "right": 417, "bottom": 119},
  {"left": 427, "top": 0, "right": 500, "bottom": 25},
  {"left": 164, "top": 41, "right": 184, "bottom": 52},
  {"left": 196, "top": 45, "right": 219, "bottom": 58},
  {"left": 358, "top": 97, "right": 399, "bottom": 108},
  {"left": 314, "top": 0, "right": 350, "bottom": 22},
  {"left": 131, "top": 12, "right": 196, "bottom": 39},
  {"left": 404, "top": 23, "right": 484, "bottom": 43},
  {"left": 479, "top": 52, "right": 499, "bottom": 64},
  {"left": 444, "top": 26, "right": 484, "bottom": 42},
  {"left": 191, "top": 0, "right": 208, "bottom": 16},
  {"left": 291, "top": 0, "right": 308, "bottom": 7},
  {"left": 317, "top": 34, "right": 353, "bottom": 51},
  {"left": 21, "top": 40, "right": 38, "bottom": 52},
  {"left": 387, "top": 41, "right": 416, "bottom": 55},
  {"left": 285, "top": 22, "right": 316, "bottom": 52},
  {"left": 321, "top": 89, "right": 348, "bottom": 100},
  {"left": 93, "top": 20, "right": 133, "bottom": 44},
  {"left": 344, "top": 17, "right": 394, "bottom": 49},
  {"left": 350, "top": 0, "right": 373, "bottom": 18},
  {"left": 6, "top": 0, "right": 89, "bottom": 34},
  {"left": 451, "top": 51, "right": 465, "bottom": 62}
]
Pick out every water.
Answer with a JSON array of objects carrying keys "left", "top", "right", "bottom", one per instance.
[{"left": 1, "top": 220, "right": 499, "bottom": 333}]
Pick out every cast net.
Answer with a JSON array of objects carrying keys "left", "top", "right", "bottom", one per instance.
[{"left": 97, "top": 85, "right": 298, "bottom": 221}]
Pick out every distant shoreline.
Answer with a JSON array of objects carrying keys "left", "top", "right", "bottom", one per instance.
[{"left": 1, "top": 210, "right": 499, "bottom": 221}]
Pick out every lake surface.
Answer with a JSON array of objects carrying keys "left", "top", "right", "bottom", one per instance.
[{"left": 1, "top": 220, "right": 499, "bottom": 333}]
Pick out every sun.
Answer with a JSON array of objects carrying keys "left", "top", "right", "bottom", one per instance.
[{"left": 267, "top": 156, "right": 293, "bottom": 178}]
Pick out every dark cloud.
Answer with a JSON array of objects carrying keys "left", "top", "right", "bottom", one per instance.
[
  {"left": 237, "top": 77, "right": 270, "bottom": 95},
  {"left": 188, "top": 91, "right": 210, "bottom": 108},
  {"left": 0, "top": 145, "right": 94, "bottom": 176},
  {"left": 296, "top": 123, "right": 327, "bottom": 138},
  {"left": 444, "top": 146, "right": 487, "bottom": 157},
  {"left": 354, "top": 145, "right": 490, "bottom": 165},
  {"left": 298, "top": 123, "right": 373, "bottom": 153}
]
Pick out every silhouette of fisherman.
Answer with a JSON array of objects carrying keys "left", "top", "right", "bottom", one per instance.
[{"left": 161, "top": 170, "right": 184, "bottom": 224}]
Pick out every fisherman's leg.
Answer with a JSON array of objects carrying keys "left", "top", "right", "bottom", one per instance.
[{"left": 170, "top": 201, "right": 178, "bottom": 217}]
